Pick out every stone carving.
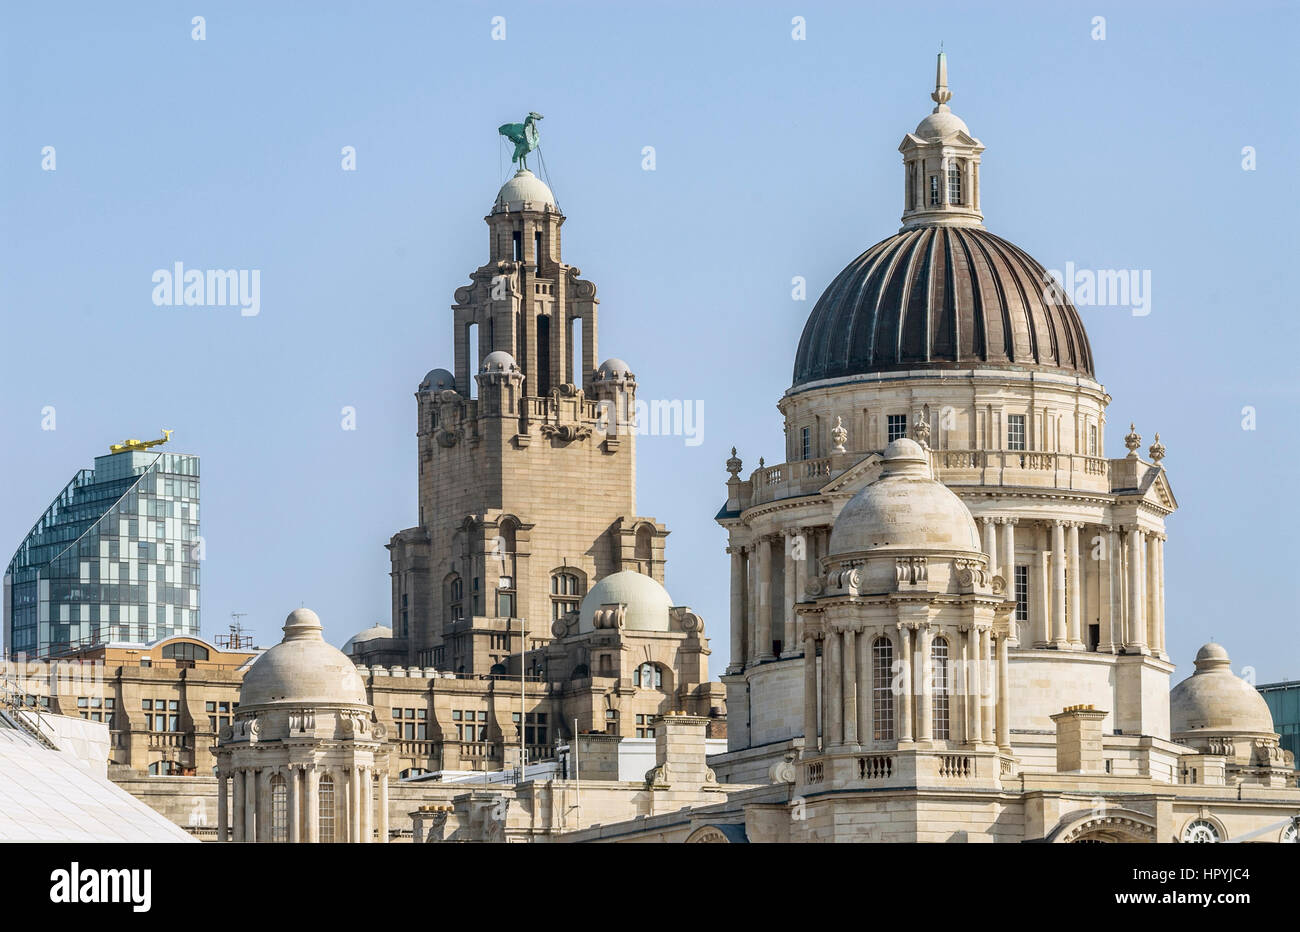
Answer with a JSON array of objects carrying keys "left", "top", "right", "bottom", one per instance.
[
  {"left": 830, "top": 417, "right": 848, "bottom": 454},
  {"left": 1125, "top": 423, "right": 1142, "bottom": 456},
  {"left": 804, "top": 576, "right": 825, "bottom": 598},
  {"left": 725, "top": 447, "right": 743, "bottom": 477},
  {"left": 769, "top": 752, "right": 798, "bottom": 785},
  {"left": 540, "top": 422, "right": 592, "bottom": 443},
  {"left": 551, "top": 618, "right": 569, "bottom": 638},
  {"left": 1148, "top": 432, "right": 1165, "bottom": 463},
  {"left": 913, "top": 410, "right": 931, "bottom": 449},
  {"left": 591, "top": 603, "right": 626, "bottom": 630},
  {"left": 896, "top": 556, "right": 928, "bottom": 584}
]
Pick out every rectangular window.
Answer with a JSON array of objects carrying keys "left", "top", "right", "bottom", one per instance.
[
  {"left": 1014, "top": 565, "right": 1029, "bottom": 622},
  {"left": 929, "top": 175, "right": 940, "bottom": 206},
  {"left": 1007, "top": 414, "right": 1026, "bottom": 451},
  {"left": 947, "top": 163, "right": 962, "bottom": 205},
  {"left": 1088, "top": 424, "right": 1098, "bottom": 456},
  {"left": 635, "top": 714, "right": 655, "bottom": 739},
  {"left": 800, "top": 426, "right": 811, "bottom": 461},
  {"left": 887, "top": 414, "right": 908, "bottom": 443}
]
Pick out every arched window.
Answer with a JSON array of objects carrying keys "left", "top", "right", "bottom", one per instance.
[
  {"left": 318, "top": 775, "right": 335, "bottom": 843},
  {"left": 947, "top": 161, "right": 962, "bottom": 205},
  {"left": 872, "top": 637, "right": 895, "bottom": 741},
  {"left": 271, "top": 773, "right": 288, "bottom": 843},
  {"left": 633, "top": 662, "right": 663, "bottom": 689},
  {"left": 551, "top": 571, "right": 582, "bottom": 620},
  {"left": 161, "top": 641, "right": 209, "bottom": 662},
  {"left": 448, "top": 574, "right": 464, "bottom": 623},
  {"left": 931, "top": 636, "right": 950, "bottom": 740}
]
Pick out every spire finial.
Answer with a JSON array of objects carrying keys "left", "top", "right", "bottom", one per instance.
[{"left": 931, "top": 49, "right": 952, "bottom": 110}]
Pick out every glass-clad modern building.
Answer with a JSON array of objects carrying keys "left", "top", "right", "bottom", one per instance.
[
  {"left": 4, "top": 448, "right": 200, "bottom": 658},
  {"left": 1258, "top": 680, "right": 1300, "bottom": 769}
]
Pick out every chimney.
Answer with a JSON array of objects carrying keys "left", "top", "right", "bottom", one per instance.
[
  {"left": 1050, "top": 705, "right": 1108, "bottom": 773},
  {"left": 645, "top": 712, "right": 714, "bottom": 788}
]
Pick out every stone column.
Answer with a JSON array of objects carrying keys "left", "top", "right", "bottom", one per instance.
[
  {"left": 728, "top": 546, "right": 745, "bottom": 673},
  {"left": 1155, "top": 535, "right": 1167, "bottom": 655},
  {"left": 1051, "top": 521, "right": 1068, "bottom": 647},
  {"left": 287, "top": 766, "right": 300, "bottom": 844},
  {"left": 1067, "top": 522, "right": 1083, "bottom": 648},
  {"left": 995, "top": 633, "right": 1010, "bottom": 749},
  {"left": 982, "top": 518, "right": 998, "bottom": 578},
  {"left": 243, "top": 768, "right": 256, "bottom": 843},
  {"left": 349, "top": 766, "right": 361, "bottom": 843},
  {"left": 757, "top": 536, "right": 773, "bottom": 660},
  {"left": 304, "top": 766, "right": 320, "bottom": 844},
  {"left": 842, "top": 627, "right": 858, "bottom": 746},
  {"left": 335, "top": 767, "right": 349, "bottom": 842},
  {"left": 897, "top": 626, "right": 914, "bottom": 742},
  {"left": 825, "top": 630, "right": 843, "bottom": 746},
  {"left": 378, "top": 771, "right": 389, "bottom": 843},
  {"left": 802, "top": 632, "right": 819, "bottom": 755},
  {"left": 232, "top": 769, "right": 245, "bottom": 843},
  {"left": 1036, "top": 544, "right": 1052, "bottom": 648},
  {"left": 915, "top": 626, "right": 932, "bottom": 742},
  {"left": 980, "top": 629, "right": 995, "bottom": 745},
  {"left": 1001, "top": 518, "right": 1018, "bottom": 644},
  {"left": 746, "top": 545, "right": 759, "bottom": 665},
  {"left": 782, "top": 531, "right": 797, "bottom": 656},
  {"left": 217, "top": 772, "right": 228, "bottom": 843},
  {"left": 1127, "top": 527, "right": 1147, "bottom": 651},
  {"left": 1146, "top": 533, "right": 1160, "bottom": 652},
  {"left": 256, "top": 769, "right": 273, "bottom": 843},
  {"left": 794, "top": 528, "right": 809, "bottom": 651},
  {"left": 967, "top": 626, "right": 982, "bottom": 744},
  {"left": 856, "top": 628, "right": 870, "bottom": 745},
  {"left": 1099, "top": 526, "right": 1118, "bottom": 652},
  {"left": 360, "top": 766, "right": 373, "bottom": 844}
]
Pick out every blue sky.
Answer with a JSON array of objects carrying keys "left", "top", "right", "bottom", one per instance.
[{"left": 2, "top": 1, "right": 1296, "bottom": 681}]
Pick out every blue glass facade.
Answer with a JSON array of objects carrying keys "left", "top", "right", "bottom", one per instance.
[
  {"left": 1259, "top": 681, "right": 1300, "bottom": 769},
  {"left": 4, "top": 450, "right": 200, "bottom": 657}
]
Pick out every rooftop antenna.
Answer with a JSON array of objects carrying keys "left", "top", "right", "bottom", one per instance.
[{"left": 215, "top": 612, "right": 252, "bottom": 651}]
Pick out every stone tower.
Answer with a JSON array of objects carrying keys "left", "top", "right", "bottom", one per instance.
[{"left": 388, "top": 162, "right": 670, "bottom": 672}]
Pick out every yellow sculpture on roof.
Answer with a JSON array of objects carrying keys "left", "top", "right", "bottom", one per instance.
[{"left": 109, "top": 429, "right": 173, "bottom": 454}]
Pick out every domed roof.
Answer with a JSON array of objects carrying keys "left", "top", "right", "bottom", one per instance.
[
  {"left": 1170, "top": 644, "right": 1275, "bottom": 737},
  {"left": 480, "top": 350, "right": 519, "bottom": 374},
  {"left": 596, "top": 357, "right": 633, "bottom": 379},
  {"left": 494, "top": 169, "right": 556, "bottom": 212},
  {"left": 342, "top": 623, "right": 392, "bottom": 655},
  {"left": 914, "top": 108, "right": 970, "bottom": 139},
  {"left": 578, "top": 570, "right": 674, "bottom": 633},
  {"left": 791, "top": 226, "right": 1094, "bottom": 389},
  {"left": 239, "top": 609, "right": 369, "bottom": 709},
  {"left": 829, "top": 438, "right": 981, "bottom": 556},
  {"left": 419, "top": 368, "right": 455, "bottom": 393}
]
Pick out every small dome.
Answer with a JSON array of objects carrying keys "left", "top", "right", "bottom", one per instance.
[
  {"left": 1170, "top": 644, "right": 1275, "bottom": 737},
  {"left": 342, "top": 624, "right": 392, "bottom": 655},
  {"left": 419, "top": 368, "right": 455, "bottom": 393},
  {"left": 829, "top": 438, "right": 981, "bottom": 556},
  {"left": 479, "top": 350, "right": 519, "bottom": 374},
  {"left": 596, "top": 358, "right": 633, "bottom": 379},
  {"left": 579, "top": 570, "right": 674, "bottom": 633},
  {"left": 494, "top": 169, "right": 556, "bottom": 212},
  {"left": 914, "top": 107, "right": 970, "bottom": 140},
  {"left": 239, "top": 608, "right": 369, "bottom": 709}
]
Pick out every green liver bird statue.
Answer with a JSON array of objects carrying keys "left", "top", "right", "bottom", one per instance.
[{"left": 498, "top": 112, "right": 543, "bottom": 170}]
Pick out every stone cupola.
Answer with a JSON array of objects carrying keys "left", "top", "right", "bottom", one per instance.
[{"left": 899, "top": 52, "right": 985, "bottom": 230}]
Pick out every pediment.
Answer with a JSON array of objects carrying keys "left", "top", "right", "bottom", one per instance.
[{"left": 819, "top": 452, "right": 883, "bottom": 497}]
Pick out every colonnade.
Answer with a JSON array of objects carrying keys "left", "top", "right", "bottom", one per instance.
[
  {"left": 801, "top": 620, "right": 1009, "bottom": 754},
  {"left": 973, "top": 516, "right": 1166, "bottom": 656},
  {"left": 216, "top": 762, "right": 389, "bottom": 844}
]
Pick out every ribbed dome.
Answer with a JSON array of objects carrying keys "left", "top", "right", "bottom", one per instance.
[{"left": 792, "top": 226, "right": 1094, "bottom": 388}]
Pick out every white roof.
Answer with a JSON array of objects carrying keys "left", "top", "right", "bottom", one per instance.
[{"left": 0, "top": 711, "right": 196, "bottom": 842}]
